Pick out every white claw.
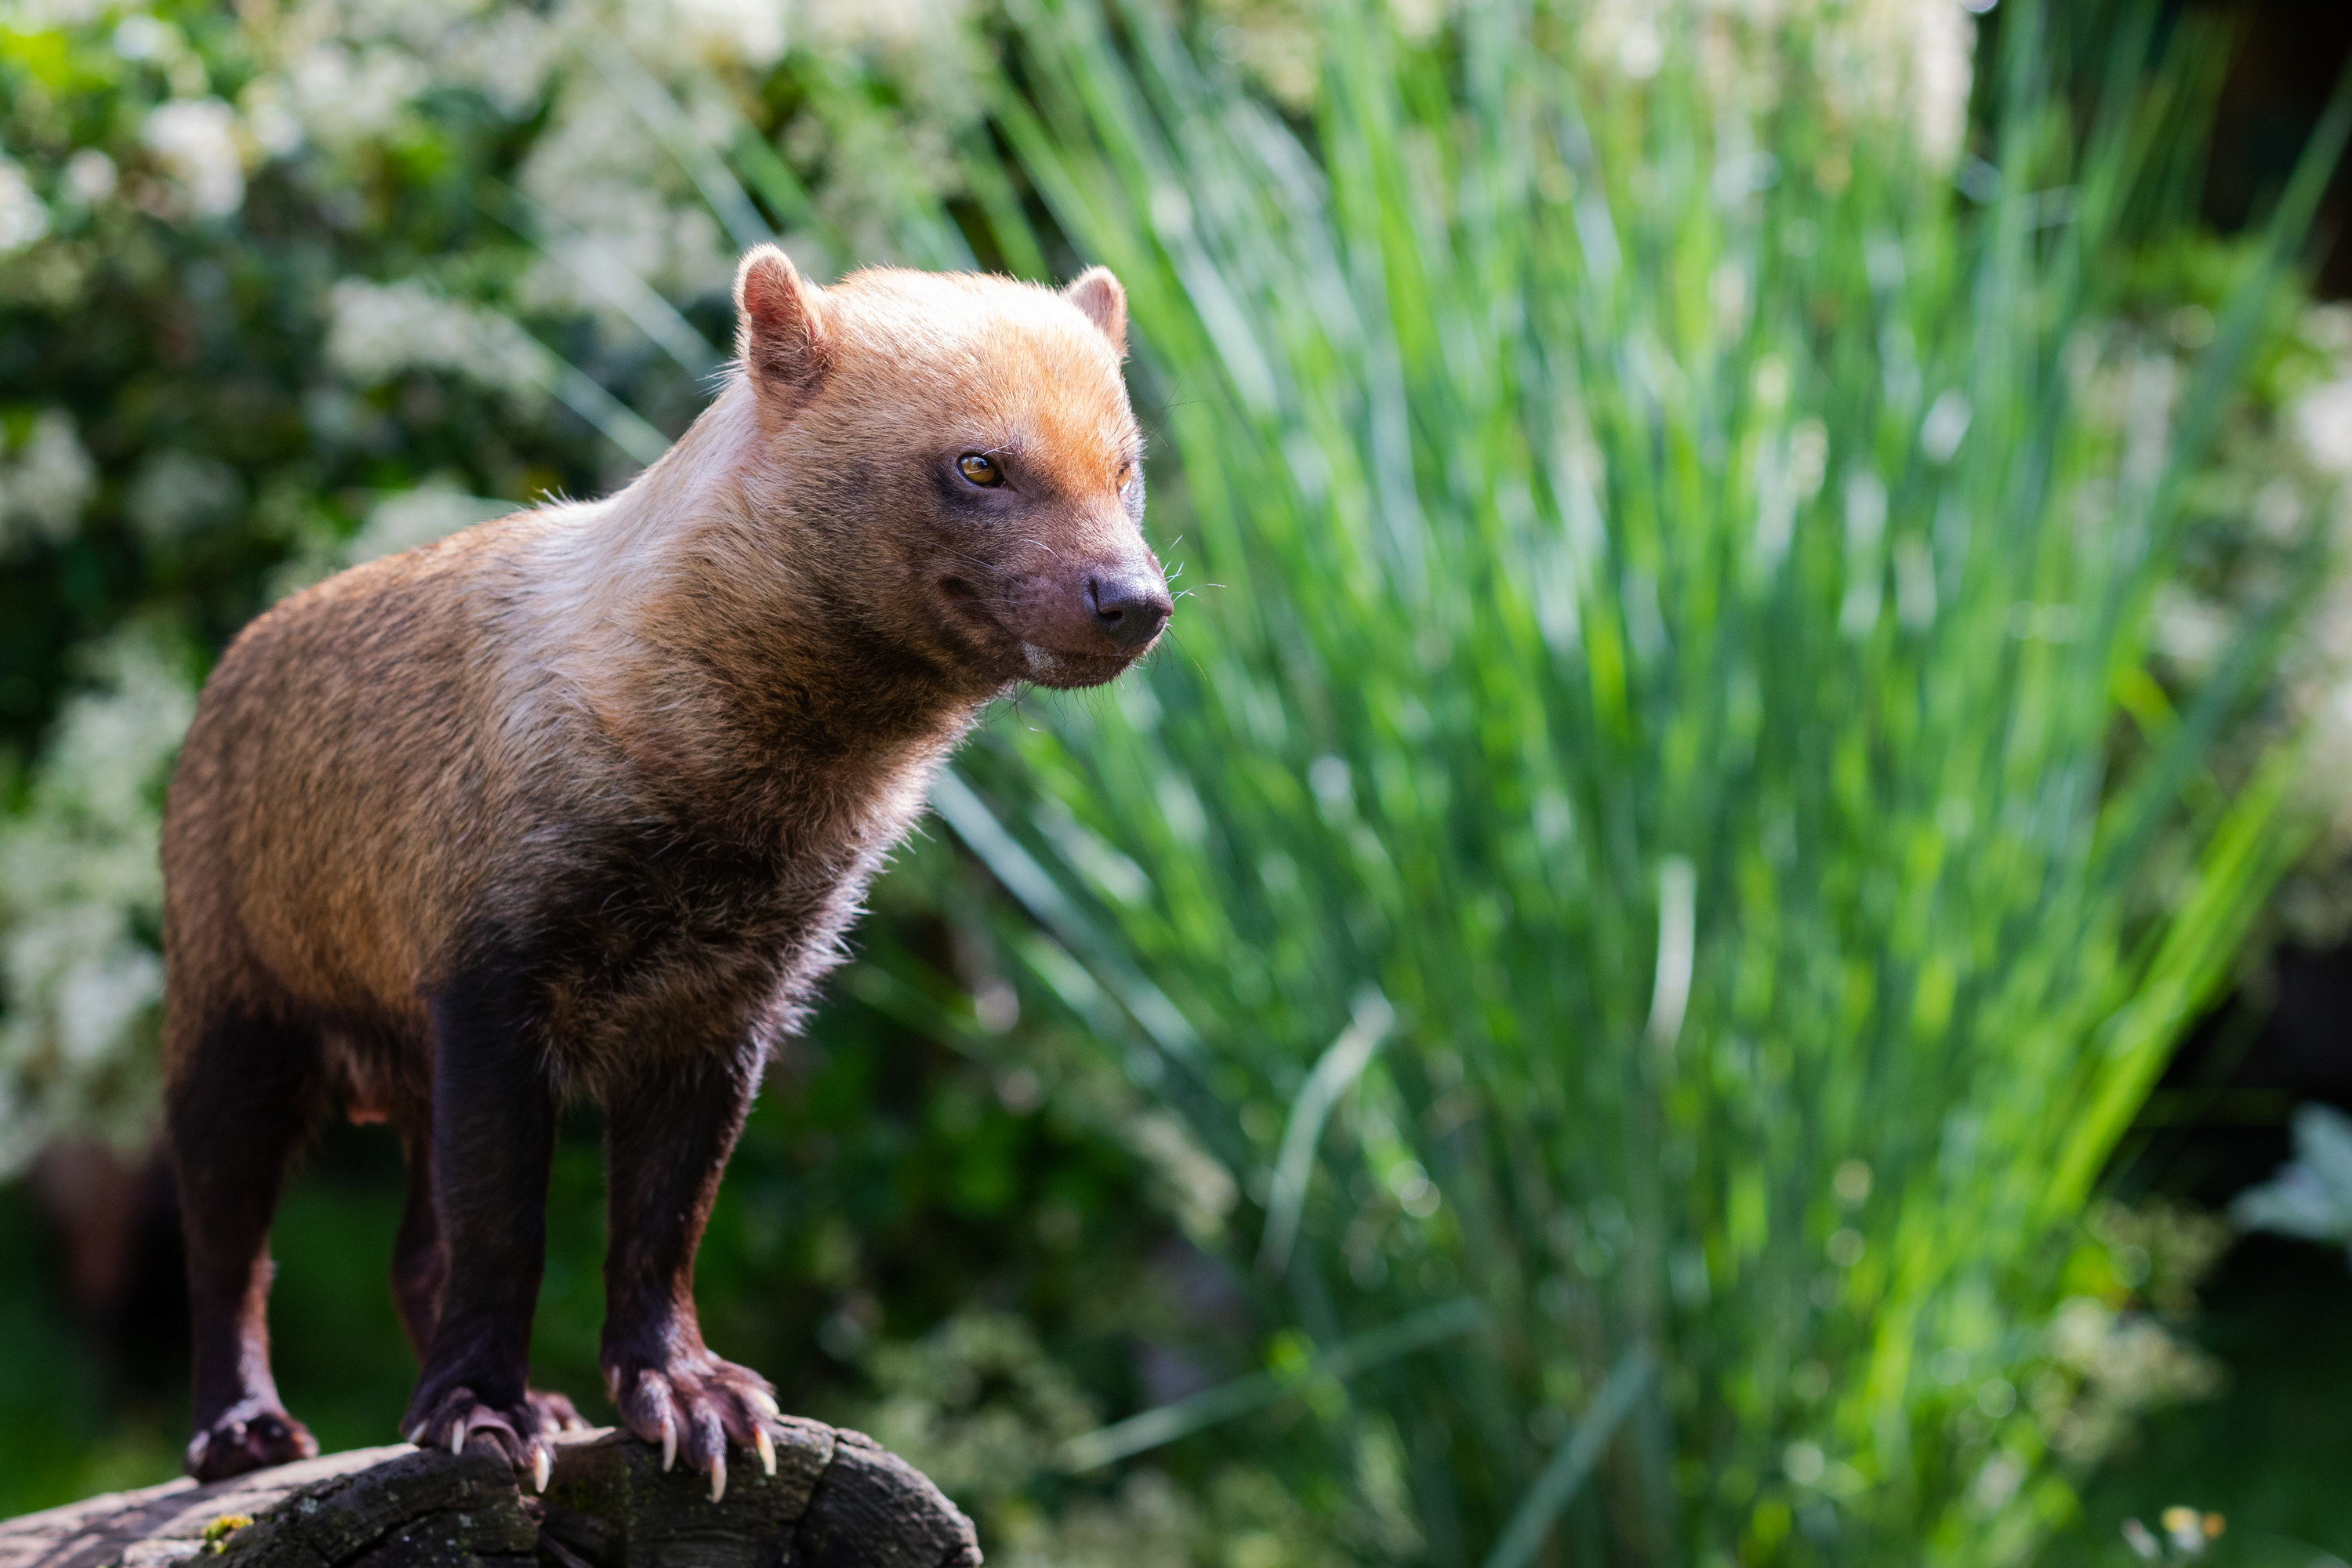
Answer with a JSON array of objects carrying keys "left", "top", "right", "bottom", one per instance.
[
  {"left": 448, "top": 1420, "right": 466, "bottom": 1456},
  {"left": 752, "top": 1391, "right": 779, "bottom": 1418},
  {"left": 755, "top": 1427, "right": 775, "bottom": 1478},
  {"left": 709, "top": 1454, "right": 727, "bottom": 1504},
  {"left": 659, "top": 1414, "right": 677, "bottom": 1472},
  {"left": 532, "top": 1445, "right": 553, "bottom": 1494}
]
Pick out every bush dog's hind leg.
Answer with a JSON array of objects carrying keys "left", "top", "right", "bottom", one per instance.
[
  {"left": 399, "top": 978, "right": 563, "bottom": 1486},
  {"left": 601, "top": 1041, "right": 777, "bottom": 1501},
  {"left": 167, "top": 1004, "right": 325, "bottom": 1481}
]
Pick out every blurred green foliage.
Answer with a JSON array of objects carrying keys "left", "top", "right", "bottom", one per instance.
[
  {"left": 0, "top": 5, "right": 602, "bottom": 748},
  {"left": 6, "top": 0, "right": 2352, "bottom": 1563},
  {"left": 924, "top": 1, "right": 2352, "bottom": 1561}
]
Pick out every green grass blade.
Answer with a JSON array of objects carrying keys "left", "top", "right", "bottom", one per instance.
[
  {"left": 1257, "top": 990, "right": 1394, "bottom": 1276},
  {"left": 1479, "top": 1351, "right": 1657, "bottom": 1568},
  {"left": 1057, "top": 1296, "right": 1487, "bottom": 1472}
]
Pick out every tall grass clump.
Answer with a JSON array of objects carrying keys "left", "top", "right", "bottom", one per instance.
[{"left": 927, "top": 1, "right": 2347, "bottom": 1560}]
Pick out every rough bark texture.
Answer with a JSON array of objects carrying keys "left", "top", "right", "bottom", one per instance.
[{"left": 0, "top": 1425, "right": 978, "bottom": 1568}]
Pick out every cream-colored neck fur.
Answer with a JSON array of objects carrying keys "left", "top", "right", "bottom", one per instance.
[
  {"left": 550, "top": 377, "right": 770, "bottom": 632},
  {"left": 495, "top": 377, "right": 978, "bottom": 816}
]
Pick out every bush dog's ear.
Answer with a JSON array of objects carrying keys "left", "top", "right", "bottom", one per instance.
[
  {"left": 735, "top": 244, "right": 830, "bottom": 402},
  {"left": 1062, "top": 267, "right": 1127, "bottom": 358}
]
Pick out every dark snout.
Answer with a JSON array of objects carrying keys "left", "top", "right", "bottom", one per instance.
[
  {"left": 1088, "top": 571, "right": 1173, "bottom": 651},
  {"left": 996, "top": 553, "right": 1171, "bottom": 688}
]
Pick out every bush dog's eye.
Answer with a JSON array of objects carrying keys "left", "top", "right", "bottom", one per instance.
[{"left": 957, "top": 452, "right": 1004, "bottom": 488}]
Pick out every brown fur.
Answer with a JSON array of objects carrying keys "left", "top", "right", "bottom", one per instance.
[{"left": 159, "top": 251, "right": 1167, "bottom": 1486}]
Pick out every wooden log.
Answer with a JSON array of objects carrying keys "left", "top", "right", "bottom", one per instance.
[{"left": 0, "top": 1424, "right": 978, "bottom": 1568}]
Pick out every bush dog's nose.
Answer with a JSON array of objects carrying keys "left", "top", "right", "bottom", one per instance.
[{"left": 1089, "top": 572, "right": 1173, "bottom": 649}]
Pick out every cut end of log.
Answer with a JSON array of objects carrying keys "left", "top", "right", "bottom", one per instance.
[{"left": 0, "top": 1423, "right": 979, "bottom": 1568}]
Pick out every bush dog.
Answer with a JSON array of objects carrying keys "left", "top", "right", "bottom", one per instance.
[{"left": 160, "top": 249, "right": 1169, "bottom": 1495}]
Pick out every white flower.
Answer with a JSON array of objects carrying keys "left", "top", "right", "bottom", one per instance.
[
  {"left": 514, "top": 79, "right": 732, "bottom": 301},
  {"left": 63, "top": 147, "right": 118, "bottom": 203},
  {"left": 111, "top": 13, "right": 179, "bottom": 61},
  {"left": 2047, "top": 1294, "right": 2221, "bottom": 1410},
  {"left": 1969, "top": 1454, "right": 2024, "bottom": 1515},
  {"left": 125, "top": 450, "right": 244, "bottom": 543},
  {"left": 800, "top": 0, "right": 964, "bottom": 52},
  {"left": 430, "top": 7, "right": 559, "bottom": 119},
  {"left": 143, "top": 97, "right": 247, "bottom": 217},
  {"left": 2149, "top": 585, "right": 2232, "bottom": 674},
  {"left": 2293, "top": 376, "right": 2352, "bottom": 477},
  {"left": 7, "top": 0, "right": 106, "bottom": 25},
  {"left": 1903, "top": 0, "right": 1976, "bottom": 171},
  {"left": 0, "top": 410, "right": 97, "bottom": 550},
  {"left": 0, "top": 156, "right": 50, "bottom": 252},
  {"left": 325, "top": 277, "right": 539, "bottom": 392},
  {"left": 0, "top": 633, "right": 198, "bottom": 1176},
  {"left": 238, "top": 79, "right": 306, "bottom": 158},
  {"left": 671, "top": 0, "right": 789, "bottom": 67},
  {"left": 1811, "top": 0, "right": 1976, "bottom": 173},
  {"left": 284, "top": 42, "right": 428, "bottom": 149}
]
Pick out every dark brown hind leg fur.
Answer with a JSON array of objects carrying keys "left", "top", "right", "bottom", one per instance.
[
  {"left": 165, "top": 1002, "right": 325, "bottom": 1481},
  {"left": 601, "top": 1040, "right": 776, "bottom": 1494}
]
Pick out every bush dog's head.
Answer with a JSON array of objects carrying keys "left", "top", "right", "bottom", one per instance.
[{"left": 731, "top": 246, "right": 1170, "bottom": 693}]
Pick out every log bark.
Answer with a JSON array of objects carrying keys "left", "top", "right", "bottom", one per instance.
[{"left": 0, "top": 1423, "right": 979, "bottom": 1568}]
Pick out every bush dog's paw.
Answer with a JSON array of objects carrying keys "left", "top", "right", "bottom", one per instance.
[
  {"left": 528, "top": 1386, "right": 593, "bottom": 1435},
  {"left": 606, "top": 1352, "right": 781, "bottom": 1501},
  {"left": 402, "top": 1385, "right": 559, "bottom": 1492},
  {"left": 185, "top": 1396, "right": 318, "bottom": 1481}
]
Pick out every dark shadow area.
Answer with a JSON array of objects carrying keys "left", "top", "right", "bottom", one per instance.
[
  {"left": 2085, "top": 932, "right": 2352, "bottom": 1551},
  {"left": 2196, "top": 0, "right": 2352, "bottom": 299},
  {"left": 2053, "top": 1237, "right": 2352, "bottom": 1557}
]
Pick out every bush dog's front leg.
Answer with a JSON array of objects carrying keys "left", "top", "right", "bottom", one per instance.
[
  {"left": 401, "top": 984, "right": 561, "bottom": 1489},
  {"left": 601, "top": 1042, "right": 777, "bottom": 1501}
]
